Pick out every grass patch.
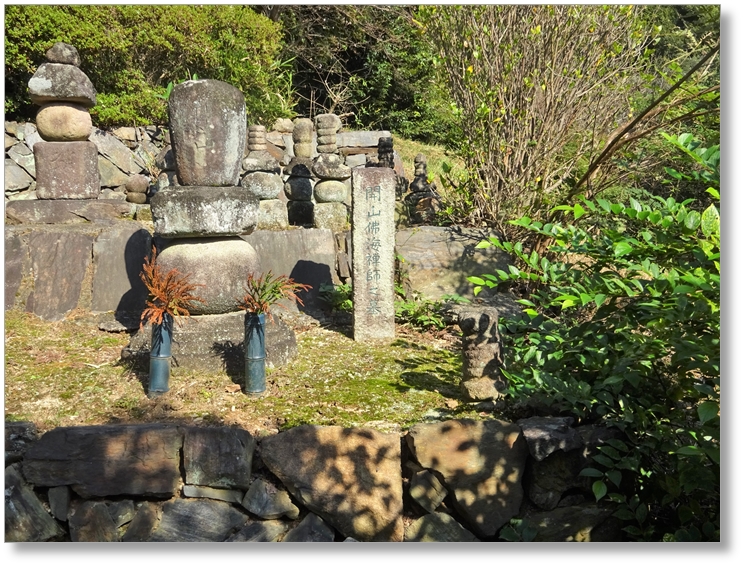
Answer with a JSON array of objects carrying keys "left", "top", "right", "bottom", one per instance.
[
  {"left": 394, "top": 136, "right": 465, "bottom": 185},
  {"left": 4, "top": 310, "right": 493, "bottom": 436}
]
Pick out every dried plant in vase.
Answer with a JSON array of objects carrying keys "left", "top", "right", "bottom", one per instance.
[
  {"left": 236, "top": 271, "right": 311, "bottom": 396},
  {"left": 140, "top": 245, "right": 206, "bottom": 328},
  {"left": 139, "top": 245, "right": 206, "bottom": 397}
]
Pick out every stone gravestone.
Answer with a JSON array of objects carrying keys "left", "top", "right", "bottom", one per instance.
[{"left": 351, "top": 167, "right": 397, "bottom": 342}]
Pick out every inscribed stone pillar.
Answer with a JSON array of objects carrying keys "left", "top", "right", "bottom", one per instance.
[{"left": 351, "top": 168, "right": 396, "bottom": 342}]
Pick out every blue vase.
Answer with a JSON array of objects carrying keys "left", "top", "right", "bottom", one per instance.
[
  {"left": 149, "top": 313, "right": 173, "bottom": 398},
  {"left": 244, "top": 313, "right": 266, "bottom": 396}
]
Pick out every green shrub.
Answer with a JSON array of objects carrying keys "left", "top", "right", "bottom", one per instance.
[
  {"left": 4, "top": 5, "right": 294, "bottom": 128},
  {"left": 469, "top": 186, "right": 719, "bottom": 540}
]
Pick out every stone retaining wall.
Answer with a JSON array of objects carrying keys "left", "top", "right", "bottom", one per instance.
[{"left": 6, "top": 419, "right": 623, "bottom": 543}]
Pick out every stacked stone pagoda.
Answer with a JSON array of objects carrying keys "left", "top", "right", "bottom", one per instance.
[
  {"left": 283, "top": 118, "right": 316, "bottom": 226},
  {"left": 27, "top": 42, "right": 99, "bottom": 199},
  {"left": 241, "top": 125, "right": 287, "bottom": 229},
  {"left": 150, "top": 79, "right": 260, "bottom": 317},
  {"left": 312, "top": 113, "right": 350, "bottom": 232},
  {"left": 371, "top": 135, "right": 409, "bottom": 199},
  {"left": 404, "top": 154, "right": 441, "bottom": 224}
]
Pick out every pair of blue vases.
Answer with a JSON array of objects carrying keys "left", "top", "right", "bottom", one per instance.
[{"left": 148, "top": 313, "right": 266, "bottom": 398}]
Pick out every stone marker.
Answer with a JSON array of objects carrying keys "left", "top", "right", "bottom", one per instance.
[
  {"left": 34, "top": 141, "right": 100, "bottom": 199},
  {"left": 351, "top": 167, "right": 397, "bottom": 342}
]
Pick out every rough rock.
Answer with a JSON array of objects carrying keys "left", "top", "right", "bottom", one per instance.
[
  {"left": 523, "top": 504, "right": 616, "bottom": 542},
  {"left": 90, "top": 224, "right": 151, "bottom": 314},
  {"left": 313, "top": 153, "right": 351, "bottom": 180},
  {"left": 260, "top": 425, "right": 404, "bottom": 542},
  {"left": 4, "top": 231, "right": 25, "bottom": 310},
  {"left": 68, "top": 500, "right": 119, "bottom": 542},
  {"left": 241, "top": 171, "right": 283, "bottom": 200},
  {"left": 292, "top": 118, "right": 314, "bottom": 143},
  {"left": 90, "top": 128, "right": 145, "bottom": 174},
  {"left": 314, "top": 179, "right": 348, "bottom": 203},
  {"left": 35, "top": 102, "right": 92, "bottom": 141},
  {"left": 257, "top": 199, "right": 289, "bottom": 230},
  {"left": 28, "top": 62, "right": 97, "bottom": 107},
  {"left": 182, "top": 485, "right": 244, "bottom": 505},
  {"left": 525, "top": 449, "right": 585, "bottom": 510},
  {"left": 5, "top": 421, "right": 39, "bottom": 466},
  {"left": 34, "top": 141, "right": 100, "bottom": 199},
  {"left": 406, "top": 419, "right": 529, "bottom": 537},
  {"left": 45, "top": 42, "right": 81, "bottom": 66},
  {"left": 5, "top": 157, "right": 34, "bottom": 192},
  {"left": 242, "top": 151, "right": 280, "bottom": 173},
  {"left": 242, "top": 478, "right": 300, "bottom": 520},
  {"left": 24, "top": 122, "right": 43, "bottom": 150},
  {"left": 284, "top": 176, "right": 314, "bottom": 201},
  {"left": 48, "top": 485, "right": 71, "bottom": 521},
  {"left": 169, "top": 79, "right": 246, "bottom": 186},
  {"left": 150, "top": 185, "right": 259, "bottom": 238},
  {"left": 287, "top": 201, "right": 315, "bottom": 227},
  {"left": 292, "top": 141, "right": 314, "bottom": 159},
  {"left": 148, "top": 498, "right": 249, "bottom": 542},
  {"left": 314, "top": 113, "right": 342, "bottom": 131},
  {"left": 460, "top": 377, "right": 505, "bottom": 401},
  {"left": 5, "top": 132, "right": 17, "bottom": 150},
  {"left": 25, "top": 230, "right": 94, "bottom": 321},
  {"left": 155, "top": 237, "right": 260, "bottom": 315},
  {"left": 126, "top": 173, "right": 150, "bottom": 194},
  {"left": 227, "top": 519, "right": 289, "bottom": 542},
  {"left": 98, "top": 155, "right": 130, "bottom": 188},
  {"left": 183, "top": 426, "right": 255, "bottom": 490},
  {"left": 5, "top": 200, "right": 136, "bottom": 225},
  {"left": 155, "top": 145, "right": 175, "bottom": 170},
  {"left": 313, "top": 202, "right": 348, "bottom": 232},
  {"left": 337, "top": 131, "right": 392, "bottom": 148},
  {"left": 517, "top": 416, "right": 583, "bottom": 462},
  {"left": 282, "top": 513, "right": 336, "bottom": 542},
  {"left": 121, "top": 502, "right": 161, "bottom": 542},
  {"left": 22, "top": 424, "right": 183, "bottom": 498},
  {"left": 5, "top": 463, "right": 65, "bottom": 542},
  {"left": 8, "top": 141, "right": 36, "bottom": 177},
  {"left": 106, "top": 500, "right": 136, "bottom": 527},
  {"left": 126, "top": 192, "right": 147, "bottom": 204},
  {"left": 273, "top": 118, "right": 294, "bottom": 133},
  {"left": 284, "top": 157, "right": 314, "bottom": 178},
  {"left": 404, "top": 512, "right": 479, "bottom": 542},
  {"left": 409, "top": 469, "right": 448, "bottom": 514}
]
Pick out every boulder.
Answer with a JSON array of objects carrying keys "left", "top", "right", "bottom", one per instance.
[
  {"left": 45, "top": 42, "right": 81, "bottom": 66},
  {"left": 28, "top": 62, "right": 97, "bottom": 107},
  {"left": 35, "top": 102, "right": 92, "bottom": 141},
  {"left": 282, "top": 513, "right": 336, "bottom": 542},
  {"left": 517, "top": 416, "right": 583, "bottom": 462},
  {"left": 34, "top": 141, "right": 100, "bottom": 199},
  {"left": 22, "top": 424, "right": 183, "bottom": 498},
  {"left": 183, "top": 426, "right": 255, "bottom": 490},
  {"left": 5, "top": 421, "right": 39, "bottom": 466},
  {"left": 314, "top": 179, "right": 348, "bottom": 203},
  {"left": 241, "top": 478, "right": 300, "bottom": 520},
  {"left": 241, "top": 171, "right": 283, "bottom": 200},
  {"left": 260, "top": 425, "right": 404, "bottom": 541},
  {"left": 150, "top": 185, "right": 259, "bottom": 238},
  {"left": 155, "top": 237, "right": 261, "bottom": 315},
  {"left": 169, "top": 79, "right": 246, "bottom": 186},
  {"left": 406, "top": 419, "right": 529, "bottom": 537},
  {"left": 126, "top": 173, "right": 150, "bottom": 194},
  {"left": 404, "top": 512, "right": 479, "bottom": 542},
  {"left": 148, "top": 499, "right": 249, "bottom": 542}
]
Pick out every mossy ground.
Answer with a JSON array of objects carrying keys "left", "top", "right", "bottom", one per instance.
[{"left": 4, "top": 309, "right": 490, "bottom": 436}]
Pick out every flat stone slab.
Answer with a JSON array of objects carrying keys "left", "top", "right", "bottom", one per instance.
[
  {"left": 337, "top": 131, "right": 392, "bottom": 148},
  {"left": 182, "top": 485, "right": 244, "bottom": 504},
  {"left": 122, "top": 310, "right": 298, "bottom": 373},
  {"left": 68, "top": 500, "right": 119, "bottom": 542},
  {"left": 151, "top": 185, "right": 259, "bottom": 237},
  {"left": 241, "top": 478, "right": 300, "bottom": 520},
  {"left": 260, "top": 425, "right": 404, "bottom": 541},
  {"left": 5, "top": 200, "right": 137, "bottom": 225},
  {"left": 281, "top": 513, "right": 336, "bottom": 542},
  {"left": 406, "top": 419, "right": 529, "bottom": 538},
  {"left": 22, "top": 424, "right": 183, "bottom": 498},
  {"left": 227, "top": 519, "right": 289, "bottom": 542},
  {"left": 183, "top": 426, "right": 255, "bottom": 490},
  {"left": 148, "top": 498, "right": 249, "bottom": 542}
]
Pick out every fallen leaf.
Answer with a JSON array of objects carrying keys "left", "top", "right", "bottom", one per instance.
[{"left": 225, "top": 384, "right": 242, "bottom": 393}]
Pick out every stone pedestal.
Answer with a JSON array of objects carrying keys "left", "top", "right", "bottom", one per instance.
[{"left": 34, "top": 141, "right": 100, "bottom": 199}]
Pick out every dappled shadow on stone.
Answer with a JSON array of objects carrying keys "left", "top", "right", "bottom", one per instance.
[{"left": 259, "top": 425, "right": 404, "bottom": 541}]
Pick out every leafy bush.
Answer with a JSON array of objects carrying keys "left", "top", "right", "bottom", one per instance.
[
  {"left": 469, "top": 185, "right": 720, "bottom": 540},
  {"left": 4, "top": 5, "right": 294, "bottom": 127}
]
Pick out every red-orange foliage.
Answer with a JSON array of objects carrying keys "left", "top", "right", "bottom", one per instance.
[{"left": 139, "top": 246, "right": 206, "bottom": 328}]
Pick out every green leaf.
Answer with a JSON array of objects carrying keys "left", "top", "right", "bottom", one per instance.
[
  {"left": 579, "top": 467, "right": 604, "bottom": 477},
  {"left": 676, "top": 446, "right": 703, "bottom": 456},
  {"left": 697, "top": 401, "right": 719, "bottom": 424},
  {"left": 593, "top": 293, "right": 606, "bottom": 308},
  {"left": 606, "top": 470, "right": 622, "bottom": 487},
  {"left": 574, "top": 203, "right": 586, "bottom": 219},
  {"left": 475, "top": 240, "right": 492, "bottom": 249},
  {"left": 684, "top": 210, "right": 701, "bottom": 230},
  {"left": 592, "top": 480, "right": 608, "bottom": 501},
  {"left": 610, "top": 203, "right": 623, "bottom": 214},
  {"left": 614, "top": 242, "right": 633, "bottom": 257},
  {"left": 706, "top": 187, "right": 720, "bottom": 200},
  {"left": 467, "top": 276, "right": 486, "bottom": 286},
  {"left": 701, "top": 204, "right": 720, "bottom": 237}
]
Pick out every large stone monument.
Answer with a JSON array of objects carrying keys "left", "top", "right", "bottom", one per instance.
[
  {"left": 351, "top": 167, "right": 397, "bottom": 342},
  {"left": 27, "top": 42, "right": 99, "bottom": 199}
]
